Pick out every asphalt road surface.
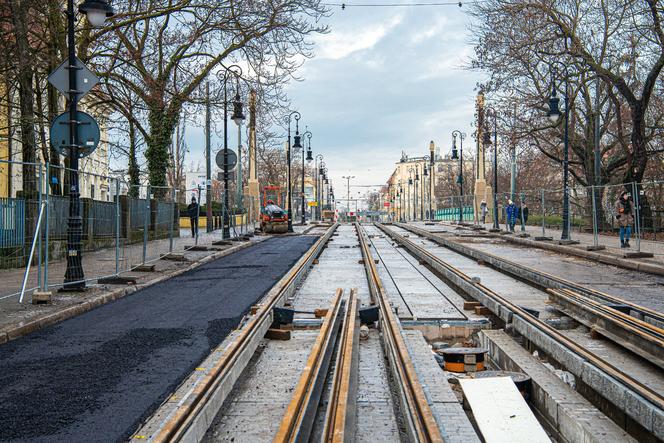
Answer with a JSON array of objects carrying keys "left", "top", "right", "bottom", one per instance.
[{"left": 0, "top": 235, "right": 317, "bottom": 443}]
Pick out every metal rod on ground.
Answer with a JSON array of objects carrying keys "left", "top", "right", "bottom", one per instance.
[
  {"left": 115, "top": 180, "right": 120, "bottom": 275},
  {"left": 591, "top": 186, "right": 599, "bottom": 248},
  {"left": 44, "top": 163, "right": 50, "bottom": 291},
  {"left": 20, "top": 200, "right": 46, "bottom": 303},
  {"left": 632, "top": 181, "right": 641, "bottom": 252}
]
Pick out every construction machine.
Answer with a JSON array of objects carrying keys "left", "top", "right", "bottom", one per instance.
[{"left": 261, "top": 185, "right": 289, "bottom": 233}]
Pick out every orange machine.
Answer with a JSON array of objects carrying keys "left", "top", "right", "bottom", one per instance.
[{"left": 261, "top": 185, "right": 288, "bottom": 233}]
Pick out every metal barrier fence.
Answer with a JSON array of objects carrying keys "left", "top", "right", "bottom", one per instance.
[
  {"left": 0, "top": 160, "right": 260, "bottom": 303},
  {"left": 432, "top": 181, "right": 664, "bottom": 256}
]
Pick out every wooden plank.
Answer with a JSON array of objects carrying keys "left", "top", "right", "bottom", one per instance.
[{"left": 459, "top": 376, "right": 550, "bottom": 443}]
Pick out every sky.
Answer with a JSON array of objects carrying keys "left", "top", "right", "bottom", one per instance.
[
  {"left": 287, "top": 2, "right": 484, "bottom": 207},
  {"left": 184, "top": 1, "right": 485, "bottom": 210}
]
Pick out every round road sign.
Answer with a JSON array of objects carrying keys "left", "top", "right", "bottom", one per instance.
[
  {"left": 50, "top": 111, "right": 101, "bottom": 158},
  {"left": 215, "top": 149, "right": 237, "bottom": 170}
]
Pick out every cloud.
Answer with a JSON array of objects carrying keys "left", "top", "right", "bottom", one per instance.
[{"left": 313, "top": 14, "right": 403, "bottom": 60}]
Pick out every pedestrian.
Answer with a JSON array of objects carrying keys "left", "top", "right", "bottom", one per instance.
[
  {"left": 506, "top": 199, "right": 518, "bottom": 232},
  {"left": 188, "top": 196, "right": 199, "bottom": 238},
  {"left": 480, "top": 200, "right": 488, "bottom": 224},
  {"left": 521, "top": 203, "right": 529, "bottom": 225},
  {"left": 615, "top": 191, "right": 634, "bottom": 248}
]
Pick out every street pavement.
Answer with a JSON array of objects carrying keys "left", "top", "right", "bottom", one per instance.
[{"left": 0, "top": 234, "right": 316, "bottom": 443}]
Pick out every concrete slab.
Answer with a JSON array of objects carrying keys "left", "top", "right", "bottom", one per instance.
[
  {"left": 480, "top": 329, "right": 636, "bottom": 443},
  {"left": 385, "top": 225, "right": 560, "bottom": 321},
  {"left": 203, "top": 331, "right": 319, "bottom": 442},
  {"left": 402, "top": 330, "right": 480, "bottom": 443},
  {"left": 355, "top": 330, "right": 401, "bottom": 443},
  {"left": 363, "top": 225, "right": 469, "bottom": 320}
]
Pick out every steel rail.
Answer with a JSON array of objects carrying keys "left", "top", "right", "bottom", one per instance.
[
  {"left": 149, "top": 223, "right": 339, "bottom": 442},
  {"left": 274, "top": 288, "right": 346, "bottom": 443},
  {"left": 549, "top": 288, "right": 664, "bottom": 369},
  {"left": 322, "top": 288, "right": 359, "bottom": 443},
  {"left": 376, "top": 223, "right": 664, "bottom": 411},
  {"left": 355, "top": 223, "right": 445, "bottom": 443},
  {"left": 393, "top": 222, "right": 664, "bottom": 327}
]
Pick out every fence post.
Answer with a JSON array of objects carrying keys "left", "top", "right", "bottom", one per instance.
[
  {"left": 591, "top": 185, "right": 599, "bottom": 248},
  {"left": 541, "top": 190, "right": 546, "bottom": 238},
  {"left": 632, "top": 181, "right": 641, "bottom": 252},
  {"left": 115, "top": 180, "right": 120, "bottom": 274},
  {"left": 43, "top": 163, "right": 50, "bottom": 291},
  {"left": 143, "top": 185, "right": 150, "bottom": 264},
  {"left": 169, "top": 188, "right": 176, "bottom": 253},
  {"left": 37, "top": 164, "right": 43, "bottom": 291},
  {"left": 519, "top": 193, "right": 526, "bottom": 232},
  {"left": 196, "top": 185, "right": 201, "bottom": 245}
]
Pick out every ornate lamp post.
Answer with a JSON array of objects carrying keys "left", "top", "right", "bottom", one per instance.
[
  {"left": 429, "top": 141, "right": 435, "bottom": 221},
  {"left": 63, "top": 0, "right": 114, "bottom": 290},
  {"left": 451, "top": 130, "right": 466, "bottom": 224},
  {"left": 546, "top": 63, "right": 572, "bottom": 242},
  {"left": 407, "top": 168, "right": 415, "bottom": 221},
  {"left": 216, "top": 65, "right": 244, "bottom": 239},
  {"left": 299, "top": 129, "right": 312, "bottom": 225},
  {"left": 422, "top": 159, "right": 429, "bottom": 220},
  {"left": 315, "top": 154, "right": 323, "bottom": 221},
  {"left": 286, "top": 111, "right": 301, "bottom": 232},
  {"left": 483, "top": 106, "right": 499, "bottom": 230}
]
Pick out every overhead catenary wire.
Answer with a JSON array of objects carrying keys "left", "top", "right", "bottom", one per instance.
[{"left": 324, "top": 1, "right": 477, "bottom": 7}]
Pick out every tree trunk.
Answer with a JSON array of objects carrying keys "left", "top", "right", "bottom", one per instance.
[
  {"left": 628, "top": 103, "right": 653, "bottom": 229},
  {"left": 127, "top": 118, "right": 140, "bottom": 198},
  {"left": 146, "top": 106, "right": 178, "bottom": 196}
]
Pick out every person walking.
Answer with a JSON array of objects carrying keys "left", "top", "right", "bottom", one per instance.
[
  {"left": 615, "top": 191, "right": 634, "bottom": 248},
  {"left": 188, "top": 196, "right": 199, "bottom": 238},
  {"left": 506, "top": 199, "right": 518, "bottom": 232},
  {"left": 480, "top": 200, "right": 488, "bottom": 224}
]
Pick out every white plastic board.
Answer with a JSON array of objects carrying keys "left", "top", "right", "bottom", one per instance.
[{"left": 459, "top": 376, "right": 550, "bottom": 443}]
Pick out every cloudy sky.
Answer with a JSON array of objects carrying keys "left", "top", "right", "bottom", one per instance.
[
  {"left": 179, "top": 2, "right": 485, "bottom": 209},
  {"left": 286, "top": 2, "right": 484, "bottom": 207}
]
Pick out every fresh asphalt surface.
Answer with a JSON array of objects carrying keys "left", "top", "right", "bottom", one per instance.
[{"left": 0, "top": 235, "right": 317, "bottom": 443}]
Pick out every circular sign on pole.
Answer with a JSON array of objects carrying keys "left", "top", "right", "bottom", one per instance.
[
  {"left": 50, "top": 111, "right": 101, "bottom": 158},
  {"left": 215, "top": 149, "right": 238, "bottom": 170}
]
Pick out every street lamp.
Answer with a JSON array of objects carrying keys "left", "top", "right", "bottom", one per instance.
[
  {"left": 429, "top": 141, "right": 435, "bottom": 221},
  {"left": 546, "top": 63, "right": 571, "bottom": 242},
  {"left": 315, "top": 154, "right": 323, "bottom": 221},
  {"left": 422, "top": 158, "right": 429, "bottom": 220},
  {"left": 342, "top": 175, "right": 355, "bottom": 214},
  {"left": 299, "top": 129, "right": 312, "bottom": 225},
  {"left": 451, "top": 130, "right": 466, "bottom": 224},
  {"left": 407, "top": 167, "right": 414, "bottom": 221},
  {"left": 233, "top": 85, "right": 246, "bottom": 213},
  {"left": 216, "top": 65, "right": 244, "bottom": 239},
  {"left": 484, "top": 106, "right": 499, "bottom": 230},
  {"left": 63, "top": 0, "right": 114, "bottom": 290},
  {"left": 286, "top": 111, "right": 301, "bottom": 232}
]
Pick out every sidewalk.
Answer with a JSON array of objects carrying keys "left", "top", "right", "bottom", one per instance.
[
  {"left": 0, "top": 222, "right": 259, "bottom": 303},
  {"left": 0, "top": 226, "right": 267, "bottom": 343},
  {"left": 411, "top": 220, "right": 664, "bottom": 271}
]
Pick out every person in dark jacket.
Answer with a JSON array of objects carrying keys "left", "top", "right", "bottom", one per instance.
[
  {"left": 187, "top": 196, "right": 199, "bottom": 238},
  {"left": 615, "top": 191, "right": 634, "bottom": 248},
  {"left": 505, "top": 199, "right": 518, "bottom": 231},
  {"left": 521, "top": 203, "right": 529, "bottom": 225}
]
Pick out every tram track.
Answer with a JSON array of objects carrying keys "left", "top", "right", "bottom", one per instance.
[
  {"left": 137, "top": 221, "right": 447, "bottom": 443},
  {"left": 376, "top": 222, "right": 664, "bottom": 440},
  {"left": 393, "top": 222, "right": 664, "bottom": 368}
]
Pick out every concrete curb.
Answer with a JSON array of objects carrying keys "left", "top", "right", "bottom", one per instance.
[
  {"left": 0, "top": 239, "right": 262, "bottom": 346},
  {"left": 500, "top": 234, "right": 664, "bottom": 277}
]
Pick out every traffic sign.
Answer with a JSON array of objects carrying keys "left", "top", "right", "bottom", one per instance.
[
  {"left": 308, "top": 201, "right": 318, "bottom": 207},
  {"left": 384, "top": 202, "right": 390, "bottom": 207},
  {"left": 50, "top": 111, "right": 100, "bottom": 158},
  {"left": 215, "top": 149, "right": 237, "bottom": 170},
  {"left": 47, "top": 57, "right": 99, "bottom": 100}
]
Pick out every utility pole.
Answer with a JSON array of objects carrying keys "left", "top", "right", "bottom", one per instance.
[
  {"left": 342, "top": 175, "right": 355, "bottom": 213},
  {"left": 205, "top": 82, "right": 212, "bottom": 232}
]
